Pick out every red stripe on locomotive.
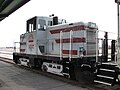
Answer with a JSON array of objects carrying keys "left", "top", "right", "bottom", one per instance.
[
  {"left": 55, "top": 37, "right": 85, "bottom": 43},
  {"left": 62, "top": 50, "right": 77, "bottom": 55}
]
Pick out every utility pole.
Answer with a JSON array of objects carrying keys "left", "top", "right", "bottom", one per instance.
[
  {"left": 115, "top": 0, "right": 120, "bottom": 42},
  {"left": 115, "top": 0, "right": 120, "bottom": 66}
]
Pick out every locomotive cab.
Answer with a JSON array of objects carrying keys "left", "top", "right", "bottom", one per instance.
[{"left": 26, "top": 16, "right": 53, "bottom": 32}]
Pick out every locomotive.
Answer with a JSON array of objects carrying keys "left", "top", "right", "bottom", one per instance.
[{"left": 13, "top": 15, "right": 120, "bottom": 86}]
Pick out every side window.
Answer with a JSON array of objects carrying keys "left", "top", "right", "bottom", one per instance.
[
  {"left": 27, "top": 17, "right": 36, "bottom": 32},
  {"left": 48, "top": 21, "right": 52, "bottom": 26},
  {"left": 38, "top": 19, "right": 46, "bottom": 30}
]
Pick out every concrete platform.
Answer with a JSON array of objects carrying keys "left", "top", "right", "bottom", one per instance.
[{"left": 0, "top": 60, "right": 88, "bottom": 90}]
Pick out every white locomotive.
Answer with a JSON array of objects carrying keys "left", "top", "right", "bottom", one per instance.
[{"left": 13, "top": 15, "right": 120, "bottom": 86}]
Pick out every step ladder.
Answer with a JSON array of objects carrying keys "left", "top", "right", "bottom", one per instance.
[
  {"left": 94, "top": 63, "right": 119, "bottom": 86},
  {"left": 62, "top": 59, "right": 70, "bottom": 78}
]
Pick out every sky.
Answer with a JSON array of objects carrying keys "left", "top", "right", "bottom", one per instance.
[{"left": 0, "top": 0, "right": 118, "bottom": 47}]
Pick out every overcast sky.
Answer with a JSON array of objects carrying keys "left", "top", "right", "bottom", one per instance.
[{"left": 0, "top": 0, "right": 117, "bottom": 47}]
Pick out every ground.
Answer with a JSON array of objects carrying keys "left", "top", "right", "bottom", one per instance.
[{"left": 0, "top": 60, "right": 88, "bottom": 90}]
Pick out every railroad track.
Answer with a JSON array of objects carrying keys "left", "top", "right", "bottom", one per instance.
[{"left": 0, "top": 57, "right": 119, "bottom": 90}]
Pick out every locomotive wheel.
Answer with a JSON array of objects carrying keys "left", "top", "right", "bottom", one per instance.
[
  {"left": 74, "top": 67, "right": 95, "bottom": 84},
  {"left": 17, "top": 59, "right": 21, "bottom": 65},
  {"left": 80, "top": 71, "right": 95, "bottom": 84},
  {"left": 27, "top": 62, "right": 34, "bottom": 68},
  {"left": 42, "top": 65, "right": 48, "bottom": 72}
]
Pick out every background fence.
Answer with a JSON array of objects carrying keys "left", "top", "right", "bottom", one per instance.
[{"left": 0, "top": 47, "right": 19, "bottom": 59}]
